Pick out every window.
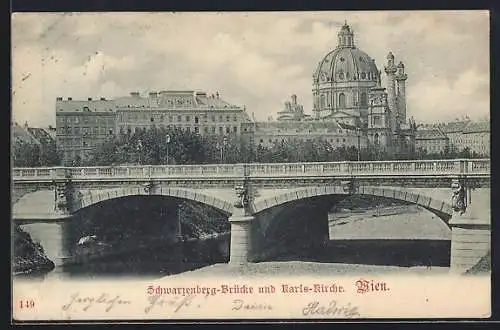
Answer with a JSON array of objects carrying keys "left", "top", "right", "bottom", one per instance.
[
  {"left": 233, "top": 115, "right": 237, "bottom": 121},
  {"left": 212, "top": 115, "right": 216, "bottom": 122},
  {"left": 338, "top": 93, "right": 346, "bottom": 108},
  {"left": 186, "top": 116, "right": 190, "bottom": 122},
  {"left": 226, "top": 116, "right": 230, "bottom": 122},
  {"left": 219, "top": 127, "right": 223, "bottom": 134},
  {"left": 361, "top": 72, "right": 366, "bottom": 79},
  {"left": 186, "top": 127, "right": 191, "bottom": 133},
  {"left": 204, "top": 127, "right": 208, "bottom": 133},
  {"left": 195, "top": 127, "right": 199, "bottom": 133},
  {"left": 233, "top": 126, "right": 237, "bottom": 133},
  {"left": 360, "top": 92, "right": 368, "bottom": 106},
  {"left": 177, "top": 115, "right": 181, "bottom": 122},
  {"left": 195, "top": 116, "right": 199, "bottom": 124},
  {"left": 226, "top": 127, "right": 230, "bottom": 134},
  {"left": 373, "top": 116, "right": 382, "bottom": 126},
  {"left": 212, "top": 127, "right": 216, "bottom": 133},
  {"left": 320, "top": 94, "right": 326, "bottom": 108}
]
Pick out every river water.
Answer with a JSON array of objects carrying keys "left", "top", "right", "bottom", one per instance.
[{"left": 17, "top": 204, "right": 452, "bottom": 281}]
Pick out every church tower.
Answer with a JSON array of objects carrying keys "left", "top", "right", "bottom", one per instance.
[
  {"left": 384, "top": 52, "right": 398, "bottom": 134},
  {"left": 367, "top": 76, "right": 392, "bottom": 153},
  {"left": 395, "top": 61, "right": 408, "bottom": 125}
]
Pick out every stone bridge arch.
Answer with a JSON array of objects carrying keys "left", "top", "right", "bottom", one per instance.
[
  {"left": 251, "top": 185, "right": 454, "bottom": 236},
  {"left": 76, "top": 186, "right": 233, "bottom": 215}
]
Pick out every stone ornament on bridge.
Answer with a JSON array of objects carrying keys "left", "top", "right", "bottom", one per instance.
[
  {"left": 142, "top": 181, "right": 158, "bottom": 195},
  {"left": 451, "top": 179, "right": 467, "bottom": 215},
  {"left": 341, "top": 179, "right": 359, "bottom": 195},
  {"left": 234, "top": 182, "right": 249, "bottom": 209}
]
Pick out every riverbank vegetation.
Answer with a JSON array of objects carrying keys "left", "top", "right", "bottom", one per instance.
[
  {"left": 41, "top": 127, "right": 487, "bottom": 167},
  {"left": 13, "top": 224, "right": 55, "bottom": 275}
]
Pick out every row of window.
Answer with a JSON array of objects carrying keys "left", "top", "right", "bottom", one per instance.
[
  {"left": 120, "top": 125, "right": 239, "bottom": 135},
  {"left": 57, "top": 126, "right": 114, "bottom": 135},
  {"left": 57, "top": 116, "right": 114, "bottom": 125},
  {"left": 258, "top": 137, "right": 350, "bottom": 144},
  {"left": 119, "top": 113, "right": 240, "bottom": 123},
  {"left": 317, "top": 92, "right": 369, "bottom": 109}
]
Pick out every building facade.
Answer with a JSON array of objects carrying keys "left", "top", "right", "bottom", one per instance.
[
  {"left": 415, "top": 128, "right": 449, "bottom": 154},
  {"left": 55, "top": 91, "right": 251, "bottom": 164},
  {"left": 437, "top": 120, "right": 489, "bottom": 156},
  {"left": 458, "top": 121, "right": 490, "bottom": 156}
]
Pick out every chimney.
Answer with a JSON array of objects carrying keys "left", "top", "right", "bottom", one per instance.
[
  {"left": 216, "top": 91, "right": 220, "bottom": 98},
  {"left": 291, "top": 94, "right": 297, "bottom": 105},
  {"left": 68, "top": 97, "right": 72, "bottom": 101},
  {"left": 130, "top": 92, "right": 140, "bottom": 97},
  {"left": 88, "top": 97, "right": 92, "bottom": 101},
  {"left": 149, "top": 92, "right": 158, "bottom": 98},
  {"left": 56, "top": 97, "right": 63, "bottom": 101},
  {"left": 100, "top": 97, "right": 106, "bottom": 100}
]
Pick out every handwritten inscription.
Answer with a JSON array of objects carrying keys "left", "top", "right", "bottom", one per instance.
[
  {"left": 302, "top": 301, "right": 360, "bottom": 318},
  {"left": 232, "top": 299, "right": 273, "bottom": 311},
  {"left": 144, "top": 294, "right": 199, "bottom": 314},
  {"left": 61, "top": 292, "right": 131, "bottom": 313}
]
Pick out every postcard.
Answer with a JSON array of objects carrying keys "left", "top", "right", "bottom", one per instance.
[{"left": 11, "top": 10, "right": 491, "bottom": 321}]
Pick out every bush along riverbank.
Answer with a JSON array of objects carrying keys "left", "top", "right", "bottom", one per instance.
[
  {"left": 179, "top": 201, "right": 230, "bottom": 240},
  {"left": 13, "top": 224, "right": 55, "bottom": 276},
  {"left": 466, "top": 250, "right": 491, "bottom": 274}
]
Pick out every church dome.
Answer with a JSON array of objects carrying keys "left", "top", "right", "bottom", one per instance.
[{"left": 313, "top": 23, "right": 380, "bottom": 84}]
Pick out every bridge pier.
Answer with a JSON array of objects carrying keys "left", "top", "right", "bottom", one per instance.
[
  {"left": 19, "top": 220, "right": 72, "bottom": 267},
  {"left": 228, "top": 208, "right": 255, "bottom": 265},
  {"left": 449, "top": 215, "right": 490, "bottom": 274}
]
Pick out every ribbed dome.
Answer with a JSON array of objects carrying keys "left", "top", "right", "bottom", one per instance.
[{"left": 313, "top": 23, "right": 380, "bottom": 84}]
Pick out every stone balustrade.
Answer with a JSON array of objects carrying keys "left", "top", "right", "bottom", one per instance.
[{"left": 12, "top": 159, "right": 490, "bottom": 182}]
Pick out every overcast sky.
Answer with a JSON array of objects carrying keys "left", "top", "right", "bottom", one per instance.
[{"left": 12, "top": 11, "right": 489, "bottom": 127}]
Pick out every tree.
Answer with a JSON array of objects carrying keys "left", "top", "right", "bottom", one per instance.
[{"left": 12, "top": 140, "right": 61, "bottom": 167}]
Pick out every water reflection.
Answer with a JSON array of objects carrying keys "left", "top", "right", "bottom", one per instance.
[{"left": 22, "top": 235, "right": 230, "bottom": 281}]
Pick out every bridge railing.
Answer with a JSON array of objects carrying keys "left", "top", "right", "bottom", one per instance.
[
  {"left": 244, "top": 159, "right": 490, "bottom": 177},
  {"left": 11, "top": 159, "right": 490, "bottom": 181}
]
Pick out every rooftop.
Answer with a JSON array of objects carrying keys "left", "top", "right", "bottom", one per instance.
[
  {"left": 439, "top": 119, "right": 471, "bottom": 133},
  {"left": 415, "top": 128, "right": 448, "bottom": 140},
  {"left": 463, "top": 121, "right": 489, "bottom": 134},
  {"left": 55, "top": 90, "right": 243, "bottom": 113}
]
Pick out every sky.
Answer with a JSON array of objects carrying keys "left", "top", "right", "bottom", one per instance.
[{"left": 11, "top": 11, "right": 490, "bottom": 127}]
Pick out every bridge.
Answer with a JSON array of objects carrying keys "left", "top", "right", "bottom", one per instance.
[{"left": 12, "top": 158, "right": 490, "bottom": 274}]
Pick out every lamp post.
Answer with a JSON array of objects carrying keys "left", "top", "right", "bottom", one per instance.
[
  {"left": 356, "top": 128, "right": 361, "bottom": 161},
  {"left": 221, "top": 136, "right": 228, "bottom": 163},
  {"left": 137, "top": 139, "right": 143, "bottom": 165},
  {"left": 165, "top": 134, "right": 171, "bottom": 165}
]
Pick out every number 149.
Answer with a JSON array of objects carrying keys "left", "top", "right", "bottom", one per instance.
[{"left": 19, "top": 300, "right": 35, "bottom": 309}]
